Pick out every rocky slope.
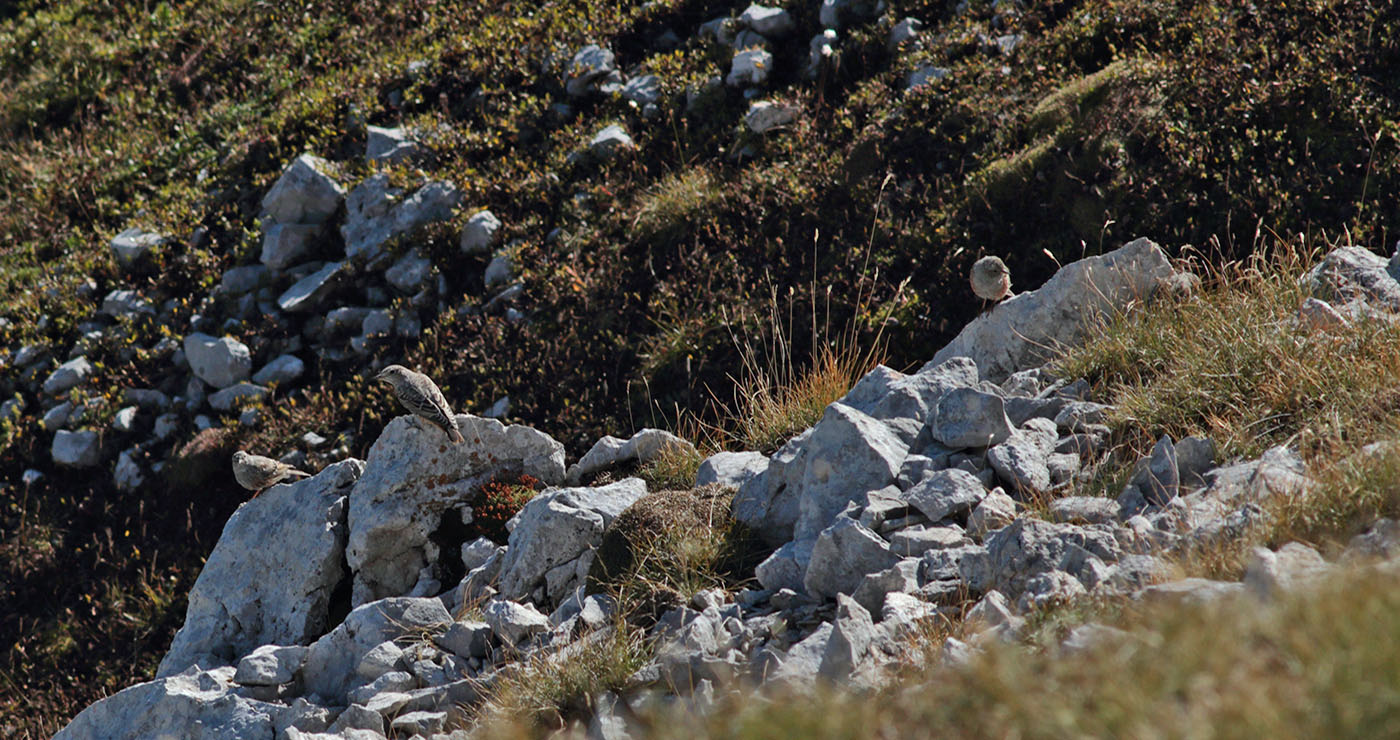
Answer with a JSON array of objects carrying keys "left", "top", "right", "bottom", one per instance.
[
  {"left": 51, "top": 238, "right": 1400, "bottom": 738},
  {"left": 4, "top": 0, "right": 1400, "bottom": 735}
]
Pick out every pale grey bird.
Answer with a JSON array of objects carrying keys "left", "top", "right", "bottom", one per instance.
[
  {"left": 970, "top": 255, "right": 1013, "bottom": 312},
  {"left": 374, "top": 364, "right": 465, "bottom": 444},
  {"left": 232, "top": 450, "right": 311, "bottom": 497}
]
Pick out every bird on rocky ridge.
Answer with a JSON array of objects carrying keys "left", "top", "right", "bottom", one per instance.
[
  {"left": 970, "top": 255, "right": 1013, "bottom": 312},
  {"left": 374, "top": 364, "right": 466, "bottom": 444},
  {"left": 232, "top": 450, "right": 311, "bottom": 497}
]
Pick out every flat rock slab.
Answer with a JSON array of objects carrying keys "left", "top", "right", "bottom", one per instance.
[{"left": 55, "top": 667, "right": 277, "bottom": 740}]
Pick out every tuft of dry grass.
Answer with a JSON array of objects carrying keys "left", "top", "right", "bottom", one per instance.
[
  {"left": 471, "top": 622, "right": 650, "bottom": 736},
  {"left": 636, "top": 439, "right": 705, "bottom": 492},
  {"left": 632, "top": 167, "right": 725, "bottom": 238},
  {"left": 587, "top": 486, "right": 761, "bottom": 622},
  {"left": 1054, "top": 237, "right": 1400, "bottom": 463},
  {"left": 1272, "top": 439, "right": 1400, "bottom": 552},
  {"left": 1055, "top": 234, "right": 1400, "bottom": 573}
]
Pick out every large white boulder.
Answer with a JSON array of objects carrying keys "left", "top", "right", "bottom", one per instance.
[
  {"left": 928, "top": 237, "right": 1176, "bottom": 382},
  {"left": 157, "top": 460, "right": 362, "bottom": 678},
  {"left": 792, "top": 402, "right": 908, "bottom": 544},
  {"left": 496, "top": 478, "right": 648, "bottom": 603},
  {"left": 346, "top": 414, "right": 565, "bottom": 606}
]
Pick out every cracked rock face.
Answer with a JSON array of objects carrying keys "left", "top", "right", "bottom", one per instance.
[
  {"left": 158, "top": 459, "right": 364, "bottom": 678},
  {"left": 346, "top": 414, "right": 565, "bottom": 606}
]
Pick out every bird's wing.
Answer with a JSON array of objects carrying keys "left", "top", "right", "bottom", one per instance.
[{"left": 397, "top": 378, "right": 457, "bottom": 431}]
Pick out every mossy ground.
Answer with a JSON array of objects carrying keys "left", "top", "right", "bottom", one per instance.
[{"left": 2, "top": 0, "right": 1400, "bottom": 734}]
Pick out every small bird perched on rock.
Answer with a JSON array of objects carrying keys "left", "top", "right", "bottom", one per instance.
[
  {"left": 970, "top": 255, "right": 1013, "bottom": 312},
  {"left": 374, "top": 364, "right": 465, "bottom": 444},
  {"left": 232, "top": 450, "right": 311, "bottom": 497}
]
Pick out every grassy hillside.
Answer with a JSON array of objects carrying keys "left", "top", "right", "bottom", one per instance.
[{"left": 1, "top": 0, "right": 1398, "bottom": 735}]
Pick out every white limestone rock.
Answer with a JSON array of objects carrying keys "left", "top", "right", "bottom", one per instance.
[
  {"left": 278, "top": 261, "right": 346, "bottom": 313},
  {"left": 234, "top": 644, "right": 310, "bottom": 687},
  {"left": 301, "top": 597, "right": 452, "bottom": 705},
  {"left": 260, "top": 154, "right": 345, "bottom": 226},
  {"left": 588, "top": 124, "right": 634, "bottom": 159},
  {"left": 251, "top": 354, "right": 304, "bottom": 386},
  {"left": 745, "top": 100, "right": 799, "bottom": 133},
  {"left": 496, "top": 478, "right": 648, "bottom": 603},
  {"left": 727, "top": 48, "right": 773, "bottom": 87},
  {"left": 42, "top": 356, "right": 94, "bottom": 395},
  {"left": 902, "top": 469, "right": 986, "bottom": 523},
  {"left": 928, "top": 237, "right": 1177, "bottom": 382},
  {"left": 459, "top": 210, "right": 502, "bottom": 254},
  {"left": 208, "top": 382, "right": 270, "bottom": 412},
  {"left": 962, "top": 517, "right": 1121, "bottom": 598},
  {"left": 793, "top": 402, "right": 909, "bottom": 544},
  {"left": 931, "top": 387, "right": 1014, "bottom": 448},
  {"left": 110, "top": 227, "right": 167, "bottom": 268},
  {"left": 54, "top": 667, "right": 277, "bottom": 740},
  {"left": 566, "top": 45, "right": 619, "bottom": 97},
  {"left": 157, "top": 460, "right": 362, "bottom": 677},
  {"left": 819, "top": 594, "right": 876, "bottom": 682},
  {"left": 732, "top": 429, "right": 812, "bottom": 545},
  {"left": 346, "top": 414, "right": 565, "bottom": 606},
  {"left": 366, "top": 125, "right": 425, "bottom": 165},
  {"left": 740, "top": 4, "right": 795, "bottom": 36},
  {"left": 113, "top": 448, "right": 145, "bottom": 492},
  {"left": 52, "top": 429, "right": 102, "bottom": 467},
  {"left": 567, "top": 428, "right": 696, "bottom": 484},
  {"left": 1244, "top": 542, "right": 1330, "bottom": 599},
  {"left": 260, "top": 224, "right": 319, "bottom": 272},
  {"left": 804, "top": 517, "right": 900, "bottom": 600},
  {"left": 341, "top": 175, "right": 461, "bottom": 262},
  {"left": 483, "top": 599, "right": 550, "bottom": 644},
  {"left": 385, "top": 250, "right": 434, "bottom": 294},
  {"left": 434, "top": 620, "right": 492, "bottom": 659},
  {"left": 695, "top": 450, "right": 769, "bottom": 489},
  {"left": 183, "top": 333, "right": 252, "bottom": 389},
  {"left": 101, "top": 289, "right": 154, "bottom": 319},
  {"left": 1306, "top": 245, "right": 1400, "bottom": 312}
]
